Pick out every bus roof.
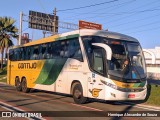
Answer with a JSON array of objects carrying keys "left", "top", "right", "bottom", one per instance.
[
  {"left": 12, "top": 29, "right": 138, "bottom": 49},
  {"left": 60, "top": 29, "right": 138, "bottom": 42}
]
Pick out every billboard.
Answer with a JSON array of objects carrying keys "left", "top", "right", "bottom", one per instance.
[
  {"left": 29, "top": 11, "right": 58, "bottom": 32},
  {"left": 79, "top": 20, "right": 102, "bottom": 30}
]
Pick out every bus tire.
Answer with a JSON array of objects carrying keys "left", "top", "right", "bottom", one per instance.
[
  {"left": 73, "top": 83, "right": 87, "bottom": 104},
  {"left": 15, "top": 77, "right": 22, "bottom": 91},
  {"left": 21, "top": 78, "right": 30, "bottom": 93}
]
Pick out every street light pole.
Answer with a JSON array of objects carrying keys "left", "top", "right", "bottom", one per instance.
[
  {"left": 19, "top": 11, "right": 23, "bottom": 45},
  {"left": 53, "top": 8, "right": 57, "bottom": 35}
]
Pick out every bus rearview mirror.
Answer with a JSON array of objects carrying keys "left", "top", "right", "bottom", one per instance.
[{"left": 92, "top": 43, "right": 112, "bottom": 60}]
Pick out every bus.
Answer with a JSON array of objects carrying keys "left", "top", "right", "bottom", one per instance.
[{"left": 7, "top": 29, "right": 147, "bottom": 104}]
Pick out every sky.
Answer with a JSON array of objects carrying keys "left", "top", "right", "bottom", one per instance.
[{"left": 0, "top": 0, "right": 160, "bottom": 49}]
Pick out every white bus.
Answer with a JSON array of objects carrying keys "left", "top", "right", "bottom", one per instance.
[{"left": 8, "top": 29, "right": 147, "bottom": 104}]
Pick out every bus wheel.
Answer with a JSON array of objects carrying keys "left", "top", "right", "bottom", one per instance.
[
  {"left": 73, "top": 83, "right": 87, "bottom": 104},
  {"left": 21, "top": 78, "right": 30, "bottom": 93},
  {"left": 15, "top": 77, "right": 22, "bottom": 91}
]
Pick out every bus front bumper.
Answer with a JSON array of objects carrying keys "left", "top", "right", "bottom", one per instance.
[{"left": 105, "top": 87, "right": 147, "bottom": 101}]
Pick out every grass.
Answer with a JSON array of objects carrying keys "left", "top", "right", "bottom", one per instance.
[
  {"left": 0, "top": 66, "right": 7, "bottom": 83},
  {"left": 144, "top": 85, "right": 160, "bottom": 106}
]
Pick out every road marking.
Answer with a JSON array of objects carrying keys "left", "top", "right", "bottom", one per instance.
[{"left": 1, "top": 105, "right": 14, "bottom": 111}]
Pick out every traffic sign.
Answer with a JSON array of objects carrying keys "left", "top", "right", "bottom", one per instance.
[{"left": 79, "top": 20, "right": 102, "bottom": 30}]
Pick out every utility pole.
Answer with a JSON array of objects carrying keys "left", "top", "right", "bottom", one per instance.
[
  {"left": 53, "top": 8, "right": 57, "bottom": 35},
  {"left": 19, "top": 11, "right": 23, "bottom": 45}
]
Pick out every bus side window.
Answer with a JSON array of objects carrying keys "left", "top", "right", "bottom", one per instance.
[
  {"left": 31, "top": 45, "right": 39, "bottom": 60},
  {"left": 21, "top": 48, "right": 25, "bottom": 60},
  {"left": 52, "top": 41, "right": 61, "bottom": 58},
  {"left": 25, "top": 47, "right": 30, "bottom": 60},
  {"left": 92, "top": 48, "right": 105, "bottom": 74},
  {"left": 9, "top": 49, "right": 14, "bottom": 61},
  {"left": 29, "top": 47, "right": 34, "bottom": 60},
  {"left": 40, "top": 44, "right": 47, "bottom": 59},
  {"left": 15, "top": 48, "right": 20, "bottom": 61},
  {"left": 47, "top": 42, "right": 52, "bottom": 59},
  {"left": 67, "top": 38, "right": 83, "bottom": 61}
]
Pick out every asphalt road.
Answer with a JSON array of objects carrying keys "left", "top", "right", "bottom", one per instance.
[{"left": 0, "top": 83, "right": 160, "bottom": 120}]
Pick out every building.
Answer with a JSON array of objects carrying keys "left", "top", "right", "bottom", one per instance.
[{"left": 143, "top": 47, "right": 160, "bottom": 80}]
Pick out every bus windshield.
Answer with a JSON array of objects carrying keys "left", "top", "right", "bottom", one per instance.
[
  {"left": 82, "top": 36, "right": 146, "bottom": 82},
  {"left": 108, "top": 41, "right": 146, "bottom": 81}
]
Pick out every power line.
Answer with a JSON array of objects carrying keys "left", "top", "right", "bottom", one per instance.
[
  {"left": 124, "top": 26, "right": 160, "bottom": 34},
  {"left": 71, "top": 0, "right": 159, "bottom": 24},
  {"left": 93, "top": 8, "right": 160, "bottom": 15},
  {"left": 110, "top": 13, "right": 160, "bottom": 28},
  {"left": 61, "top": 0, "right": 136, "bottom": 20},
  {"left": 104, "top": 0, "right": 160, "bottom": 24},
  {"left": 57, "top": 0, "right": 119, "bottom": 12},
  {"left": 117, "top": 20, "right": 160, "bottom": 31},
  {"left": 72, "top": 7, "right": 160, "bottom": 20},
  {"left": 64, "top": 0, "right": 160, "bottom": 25}
]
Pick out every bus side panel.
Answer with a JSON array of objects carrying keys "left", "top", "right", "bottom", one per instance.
[
  {"left": 33, "top": 58, "right": 67, "bottom": 92},
  {"left": 7, "top": 60, "right": 12, "bottom": 85},
  {"left": 8, "top": 60, "right": 44, "bottom": 88},
  {"left": 66, "top": 59, "right": 84, "bottom": 94}
]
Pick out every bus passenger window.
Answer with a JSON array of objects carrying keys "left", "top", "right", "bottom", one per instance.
[
  {"left": 67, "top": 38, "right": 83, "bottom": 61},
  {"left": 30, "top": 46, "right": 39, "bottom": 60},
  {"left": 15, "top": 48, "right": 20, "bottom": 61},
  {"left": 25, "top": 47, "right": 31, "bottom": 60},
  {"left": 47, "top": 43, "right": 53, "bottom": 59},
  {"left": 9, "top": 49, "right": 14, "bottom": 61},
  {"left": 21, "top": 48, "right": 25, "bottom": 60},
  {"left": 52, "top": 41, "right": 61, "bottom": 58}
]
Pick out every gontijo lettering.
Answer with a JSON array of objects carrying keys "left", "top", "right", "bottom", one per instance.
[{"left": 18, "top": 63, "right": 37, "bottom": 69}]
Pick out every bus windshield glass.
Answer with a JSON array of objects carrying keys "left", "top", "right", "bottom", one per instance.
[
  {"left": 108, "top": 41, "right": 146, "bottom": 80},
  {"left": 82, "top": 36, "right": 146, "bottom": 82}
]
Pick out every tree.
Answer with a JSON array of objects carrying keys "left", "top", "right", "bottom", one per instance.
[{"left": 0, "top": 17, "right": 18, "bottom": 69}]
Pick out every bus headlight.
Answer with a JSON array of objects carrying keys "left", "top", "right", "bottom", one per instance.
[
  {"left": 100, "top": 80, "right": 117, "bottom": 89},
  {"left": 100, "top": 80, "right": 145, "bottom": 92}
]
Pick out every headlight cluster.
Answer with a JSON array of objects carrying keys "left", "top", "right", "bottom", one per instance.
[
  {"left": 100, "top": 80, "right": 145, "bottom": 92},
  {"left": 100, "top": 80, "right": 117, "bottom": 89}
]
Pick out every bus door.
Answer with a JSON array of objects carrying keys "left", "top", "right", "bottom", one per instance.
[{"left": 87, "top": 47, "right": 106, "bottom": 99}]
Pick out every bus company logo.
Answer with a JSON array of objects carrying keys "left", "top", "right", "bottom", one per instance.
[
  {"left": 89, "top": 88, "right": 102, "bottom": 97},
  {"left": 122, "top": 83, "right": 131, "bottom": 88},
  {"left": 18, "top": 62, "right": 37, "bottom": 69},
  {"left": 69, "top": 64, "right": 82, "bottom": 70}
]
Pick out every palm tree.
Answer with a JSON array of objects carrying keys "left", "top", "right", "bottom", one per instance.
[{"left": 0, "top": 17, "right": 18, "bottom": 69}]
